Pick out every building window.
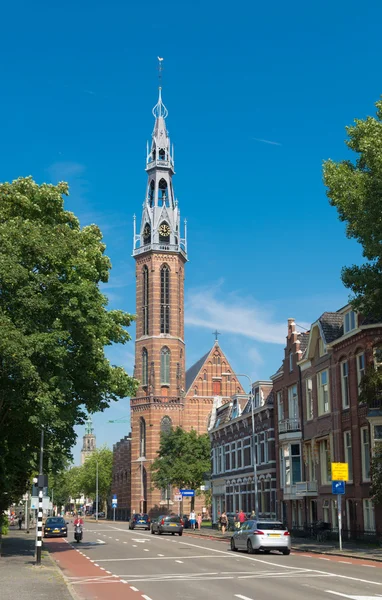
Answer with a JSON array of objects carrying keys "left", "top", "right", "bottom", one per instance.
[
  {"left": 142, "top": 265, "right": 149, "bottom": 335},
  {"left": 160, "top": 347, "right": 170, "bottom": 385},
  {"left": 139, "top": 417, "right": 146, "bottom": 457},
  {"left": 361, "top": 427, "right": 371, "bottom": 481},
  {"left": 231, "top": 442, "right": 236, "bottom": 470},
  {"left": 319, "top": 439, "right": 331, "bottom": 484},
  {"left": 306, "top": 443, "right": 316, "bottom": 482},
  {"left": 203, "top": 371, "right": 207, "bottom": 381},
  {"left": 363, "top": 499, "right": 376, "bottom": 533},
  {"left": 288, "top": 384, "right": 299, "bottom": 422},
  {"left": 317, "top": 369, "right": 330, "bottom": 415},
  {"left": 344, "top": 310, "right": 356, "bottom": 334},
  {"left": 322, "top": 499, "right": 330, "bottom": 523},
  {"left": 277, "top": 391, "right": 284, "bottom": 421},
  {"left": 237, "top": 440, "right": 243, "bottom": 469},
  {"left": 225, "top": 444, "right": 231, "bottom": 471},
  {"left": 356, "top": 352, "right": 365, "bottom": 394},
  {"left": 291, "top": 443, "right": 301, "bottom": 484},
  {"left": 142, "top": 348, "right": 148, "bottom": 386},
  {"left": 341, "top": 361, "right": 350, "bottom": 409},
  {"left": 160, "top": 264, "right": 170, "bottom": 334},
  {"left": 306, "top": 378, "right": 313, "bottom": 420},
  {"left": 343, "top": 431, "right": 353, "bottom": 482},
  {"left": 160, "top": 416, "right": 172, "bottom": 434},
  {"left": 243, "top": 437, "right": 252, "bottom": 467},
  {"left": 289, "top": 352, "right": 293, "bottom": 372}
]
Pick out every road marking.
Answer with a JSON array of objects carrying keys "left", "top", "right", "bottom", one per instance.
[
  {"left": 363, "top": 565, "right": 376, "bottom": 568},
  {"left": 235, "top": 595, "right": 254, "bottom": 600},
  {"left": 325, "top": 592, "right": 382, "bottom": 600},
  {"left": 144, "top": 549, "right": 149, "bottom": 552},
  {"left": 130, "top": 586, "right": 139, "bottom": 591},
  {"left": 115, "top": 539, "right": 119, "bottom": 541},
  {"left": 123, "top": 541, "right": 128, "bottom": 544},
  {"left": 96, "top": 539, "right": 106, "bottom": 544},
  {"left": 319, "top": 558, "right": 331, "bottom": 561},
  {"left": 94, "top": 563, "right": 99, "bottom": 567},
  {"left": 132, "top": 545, "right": 137, "bottom": 547},
  {"left": 106, "top": 571, "right": 111, "bottom": 574},
  {"left": 100, "top": 568, "right": 105, "bottom": 571},
  {"left": 175, "top": 560, "right": 183, "bottom": 563},
  {"left": 339, "top": 561, "right": 352, "bottom": 564},
  {"left": 157, "top": 554, "right": 164, "bottom": 557},
  {"left": 120, "top": 580, "right": 127, "bottom": 584},
  {"left": 94, "top": 555, "right": 234, "bottom": 562},
  {"left": 142, "top": 596, "right": 153, "bottom": 600}
]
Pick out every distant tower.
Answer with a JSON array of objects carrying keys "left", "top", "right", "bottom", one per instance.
[{"left": 81, "top": 415, "right": 96, "bottom": 465}]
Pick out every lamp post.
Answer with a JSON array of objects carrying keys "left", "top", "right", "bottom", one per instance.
[
  {"left": 95, "top": 460, "right": 99, "bottom": 522},
  {"left": 222, "top": 372, "right": 259, "bottom": 518},
  {"left": 36, "top": 426, "right": 44, "bottom": 565}
]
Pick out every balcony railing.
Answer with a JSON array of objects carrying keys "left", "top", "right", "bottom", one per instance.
[
  {"left": 295, "top": 481, "right": 318, "bottom": 495},
  {"left": 278, "top": 418, "right": 301, "bottom": 433},
  {"left": 133, "top": 242, "right": 187, "bottom": 259},
  {"left": 131, "top": 396, "right": 183, "bottom": 407},
  {"left": 146, "top": 159, "right": 174, "bottom": 171}
]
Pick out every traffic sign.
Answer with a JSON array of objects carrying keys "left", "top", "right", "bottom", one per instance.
[
  {"left": 332, "top": 480, "right": 345, "bottom": 494},
  {"left": 174, "top": 494, "right": 182, "bottom": 502},
  {"left": 331, "top": 462, "right": 349, "bottom": 481},
  {"left": 112, "top": 494, "right": 117, "bottom": 499},
  {"left": 180, "top": 489, "right": 195, "bottom": 497}
]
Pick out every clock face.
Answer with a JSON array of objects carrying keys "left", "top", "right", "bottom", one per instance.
[
  {"left": 159, "top": 223, "right": 171, "bottom": 237},
  {"left": 143, "top": 225, "right": 151, "bottom": 238}
]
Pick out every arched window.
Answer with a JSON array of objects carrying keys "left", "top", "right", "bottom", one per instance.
[
  {"left": 159, "top": 178, "right": 168, "bottom": 207},
  {"left": 159, "top": 148, "right": 165, "bottom": 161},
  {"left": 142, "top": 266, "right": 149, "bottom": 335},
  {"left": 161, "top": 415, "right": 172, "bottom": 434},
  {"left": 160, "top": 346, "right": 170, "bottom": 384},
  {"left": 160, "top": 265, "right": 170, "bottom": 334},
  {"left": 139, "top": 417, "right": 146, "bottom": 457},
  {"left": 142, "top": 348, "right": 148, "bottom": 386},
  {"left": 143, "top": 223, "right": 151, "bottom": 245},
  {"left": 148, "top": 180, "right": 155, "bottom": 207}
]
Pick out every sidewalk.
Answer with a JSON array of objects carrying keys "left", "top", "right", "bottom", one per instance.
[
  {"left": 0, "top": 530, "right": 74, "bottom": 600},
  {"left": 184, "top": 527, "right": 382, "bottom": 562}
]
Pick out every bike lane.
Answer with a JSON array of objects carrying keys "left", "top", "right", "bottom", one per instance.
[{"left": 45, "top": 537, "right": 144, "bottom": 600}]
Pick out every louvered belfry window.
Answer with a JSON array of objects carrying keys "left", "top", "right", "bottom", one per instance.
[{"left": 160, "top": 264, "right": 170, "bottom": 334}]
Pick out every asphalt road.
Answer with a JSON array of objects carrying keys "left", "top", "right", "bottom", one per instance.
[{"left": 53, "top": 521, "right": 382, "bottom": 600}]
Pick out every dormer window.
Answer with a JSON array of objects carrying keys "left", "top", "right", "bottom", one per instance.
[
  {"left": 289, "top": 352, "right": 293, "bottom": 372},
  {"left": 344, "top": 310, "right": 356, "bottom": 334}
]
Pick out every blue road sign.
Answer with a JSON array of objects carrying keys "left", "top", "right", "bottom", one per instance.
[
  {"left": 112, "top": 494, "right": 117, "bottom": 499},
  {"left": 112, "top": 501, "right": 117, "bottom": 508},
  {"left": 180, "top": 489, "right": 195, "bottom": 497},
  {"left": 332, "top": 480, "right": 345, "bottom": 495}
]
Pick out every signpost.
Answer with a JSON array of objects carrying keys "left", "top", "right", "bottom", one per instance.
[
  {"left": 180, "top": 489, "right": 195, "bottom": 497},
  {"left": 331, "top": 463, "right": 348, "bottom": 551},
  {"left": 112, "top": 494, "right": 117, "bottom": 522}
]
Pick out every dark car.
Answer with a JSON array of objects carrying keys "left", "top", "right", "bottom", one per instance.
[
  {"left": 151, "top": 514, "right": 183, "bottom": 536},
  {"left": 44, "top": 517, "right": 68, "bottom": 538},
  {"left": 129, "top": 514, "right": 151, "bottom": 530}
]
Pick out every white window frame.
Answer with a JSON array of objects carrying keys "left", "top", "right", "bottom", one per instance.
[
  {"left": 341, "top": 361, "right": 350, "bottom": 409},
  {"left": 363, "top": 499, "right": 376, "bottom": 533},
  {"left": 289, "top": 352, "right": 293, "bottom": 372},
  {"left": 344, "top": 310, "right": 357, "bottom": 334},
  {"left": 288, "top": 384, "right": 299, "bottom": 421},
  {"left": 317, "top": 369, "right": 330, "bottom": 415},
  {"left": 306, "top": 378, "right": 313, "bottom": 421},
  {"left": 356, "top": 352, "right": 365, "bottom": 394},
  {"left": 360, "top": 426, "right": 371, "bottom": 482},
  {"left": 277, "top": 391, "right": 284, "bottom": 421},
  {"left": 343, "top": 431, "right": 353, "bottom": 482},
  {"left": 319, "top": 439, "right": 331, "bottom": 484}
]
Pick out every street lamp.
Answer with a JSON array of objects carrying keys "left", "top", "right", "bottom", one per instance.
[
  {"left": 95, "top": 460, "right": 99, "bottom": 522},
  {"left": 222, "top": 372, "right": 259, "bottom": 518}
]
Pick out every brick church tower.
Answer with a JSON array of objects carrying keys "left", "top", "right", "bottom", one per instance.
[
  {"left": 130, "top": 80, "right": 188, "bottom": 514},
  {"left": 130, "top": 68, "right": 244, "bottom": 516}
]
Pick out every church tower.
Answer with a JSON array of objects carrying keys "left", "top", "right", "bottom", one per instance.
[
  {"left": 81, "top": 416, "right": 96, "bottom": 465},
  {"left": 130, "top": 74, "right": 188, "bottom": 514}
]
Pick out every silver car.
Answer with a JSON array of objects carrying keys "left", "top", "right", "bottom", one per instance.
[{"left": 230, "top": 520, "right": 291, "bottom": 555}]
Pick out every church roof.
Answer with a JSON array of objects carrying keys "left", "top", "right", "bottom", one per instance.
[{"left": 185, "top": 350, "right": 211, "bottom": 393}]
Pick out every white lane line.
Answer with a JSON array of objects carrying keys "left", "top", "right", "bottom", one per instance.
[
  {"left": 132, "top": 544, "right": 137, "bottom": 547},
  {"left": 90, "top": 560, "right": 95, "bottom": 563},
  {"left": 235, "top": 595, "right": 254, "bottom": 600},
  {"left": 100, "top": 568, "right": 105, "bottom": 571},
  {"left": 319, "top": 558, "right": 331, "bottom": 561},
  {"left": 142, "top": 596, "right": 153, "bottom": 600},
  {"left": 123, "top": 541, "right": 128, "bottom": 544},
  {"left": 339, "top": 561, "right": 352, "bottom": 564},
  {"left": 363, "top": 565, "right": 376, "bottom": 568},
  {"left": 144, "top": 549, "right": 149, "bottom": 552},
  {"left": 175, "top": 560, "right": 183, "bottom": 563},
  {"left": 158, "top": 554, "right": 164, "bottom": 557},
  {"left": 93, "top": 555, "right": 234, "bottom": 562},
  {"left": 130, "top": 586, "right": 139, "bottom": 591},
  {"left": 115, "top": 539, "right": 119, "bottom": 541},
  {"left": 120, "top": 580, "right": 127, "bottom": 584},
  {"left": 106, "top": 571, "right": 112, "bottom": 574},
  {"left": 94, "top": 563, "right": 99, "bottom": 567}
]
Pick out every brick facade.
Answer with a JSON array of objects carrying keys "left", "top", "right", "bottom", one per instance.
[{"left": 111, "top": 435, "right": 131, "bottom": 520}]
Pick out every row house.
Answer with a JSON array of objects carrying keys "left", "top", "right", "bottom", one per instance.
[
  {"left": 111, "top": 435, "right": 132, "bottom": 521},
  {"left": 209, "top": 382, "right": 275, "bottom": 523},
  {"left": 272, "top": 309, "right": 382, "bottom": 537}
]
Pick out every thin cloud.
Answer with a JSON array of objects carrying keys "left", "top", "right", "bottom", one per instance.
[
  {"left": 185, "top": 285, "right": 293, "bottom": 345},
  {"left": 252, "top": 137, "right": 282, "bottom": 146}
]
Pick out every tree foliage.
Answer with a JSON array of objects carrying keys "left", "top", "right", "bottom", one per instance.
[
  {"left": 0, "top": 177, "right": 138, "bottom": 520},
  {"left": 151, "top": 427, "right": 211, "bottom": 507},
  {"left": 77, "top": 447, "right": 113, "bottom": 501},
  {"left": 370, "top": 447, "right": 382, "bottom": 506},
  {"left": 323, "top": 98, "right": 382, "bottom": 319}
]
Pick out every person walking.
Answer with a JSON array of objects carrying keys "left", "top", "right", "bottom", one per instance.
[
  {"left": 219, "top": 511, "right": 228, "bottom": 534},
  {"left": 238, "top": 509, "right": 246, "bottom": 527},
  {"left": 250, "top": 510, "right": 256, "bottom": 520},
  {"left": 189, "top": 510, "right": 196, "bottom": 530},
  {"left": 234, "top": 509, "right": 240, "bottom": 529},
  {"left": 18, "top": 512, "right": 23, "bottom": 530},
  {"left": 197, "top": 513, "right": 202, "bottom": 530}
]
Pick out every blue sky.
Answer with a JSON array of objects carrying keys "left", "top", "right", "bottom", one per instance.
[{"left": 1, "top": 0, "right": 380, "bottom": 462}]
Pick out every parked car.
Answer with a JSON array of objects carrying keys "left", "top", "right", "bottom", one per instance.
[
  {"left": 129, "top": 514, "right": 151, "bottom": 530},
  {"left": 92, "top": 511, "right": 106, "bottom": 519},
  {"left": 44, "top": 516, "right": 68, "bottom": 538},
  {"left": 151, "top": 514, "right": 183, "bottom": 536},
  {"left": 230, "top": 520, "right": 291, "bottom": 555}
]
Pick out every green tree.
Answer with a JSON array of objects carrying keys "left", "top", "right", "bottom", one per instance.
[
  {"left": 78, "top": 447, "right": 113, "bottom": 506},
  {"left": 323, "top": 98, "right": 382, "bottom": 319},
  {"left": 0, "top": 177, "right": 138, "bottom": 525},
  {"left": 151, "top": 427, "right": 211, "bottom": 510},
  {"left": 324, "top": 98, "right": 382, "bottom": 503},
  {"left": 370, "top": 447, "right": 382, "bottom": 506}
]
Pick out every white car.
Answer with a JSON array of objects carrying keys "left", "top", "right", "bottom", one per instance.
[{"left": 230, "top": 520, "right": 291, "bottom": 555}]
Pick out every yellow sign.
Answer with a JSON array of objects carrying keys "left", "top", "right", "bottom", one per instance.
[{"left": 331, "top": 462, "right": 349, "bottom": 481}]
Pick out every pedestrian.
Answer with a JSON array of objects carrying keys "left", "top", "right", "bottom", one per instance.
[
  {"left": 219, "top": 511, "right": 228, "bottom": 534},
  {"left": 250, "top": 510, "right": 256, "bottom": 519},
  {"left": 238, "top": 509, "right": 246, "bottom": 527},
  {"left": 189, "top": 510, "right": 196, "bottom": 530},
  {"left": 18, "top": 512, "right": 23, "bottom": 530},
  {"left": 234, "top": 509, "right": 240, "bottom": 529},
  {"left": 197, "top": 513, "right": 202, "bottom": 530}
]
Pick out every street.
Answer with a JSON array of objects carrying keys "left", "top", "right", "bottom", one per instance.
[{"left": 45, "top": 522, "right": 382, "bottom": 600}]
